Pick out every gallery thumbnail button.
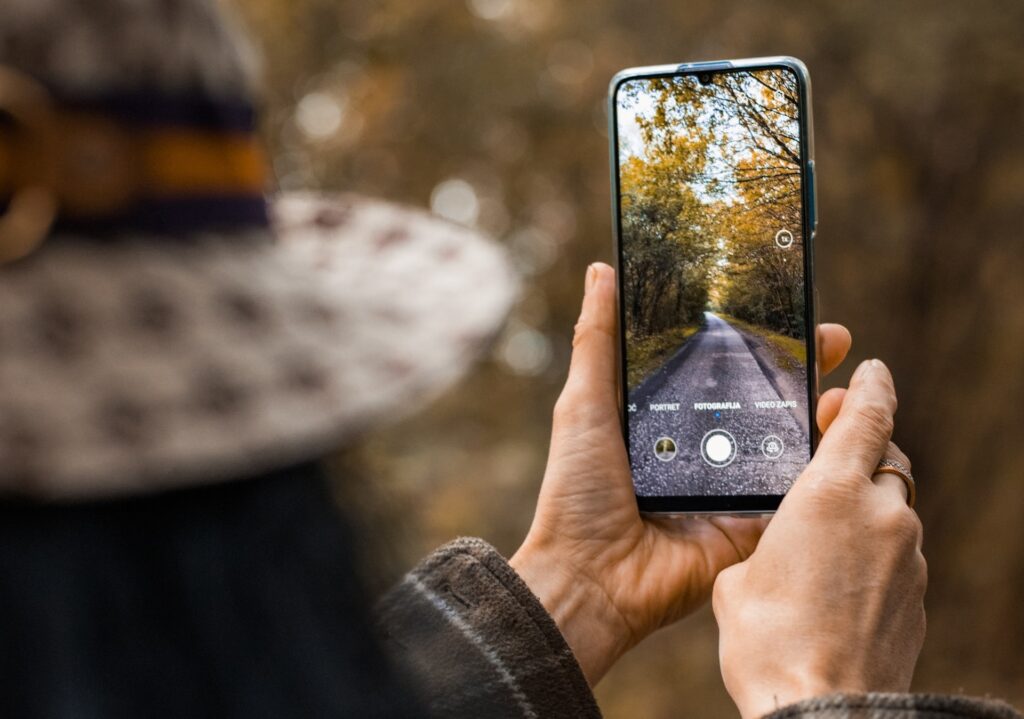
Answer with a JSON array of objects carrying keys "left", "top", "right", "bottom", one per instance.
[
  {"left": 700, "top": 429, "right": 737, "bottom": 468},
  {"left": 654, "top": 437, "right": 678, "bottom": 462}
]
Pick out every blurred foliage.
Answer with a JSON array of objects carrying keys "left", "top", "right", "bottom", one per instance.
[{"left": 232, "top": 0, "right": 1024, "bottom": 715}]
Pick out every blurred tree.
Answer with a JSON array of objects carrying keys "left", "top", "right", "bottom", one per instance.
[{"left": 231, "top": 0, "right": 1024, "bottom": 715}]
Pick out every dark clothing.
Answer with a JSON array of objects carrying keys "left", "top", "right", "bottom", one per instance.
[
  {"left": 0, "top": 468, "right": 1019, "bottom": 718},
  {"left": 0, "top": 463, "right": 419, "bottom": 718}
]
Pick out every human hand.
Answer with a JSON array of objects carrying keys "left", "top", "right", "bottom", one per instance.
[
  {"left": 712, "top": 359, "right": 925, "bottom": 719},
  {"left": 510, "top": 262, "right": 853, "bottom": 685}
]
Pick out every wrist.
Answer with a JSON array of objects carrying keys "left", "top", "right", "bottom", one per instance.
[
  {"left": 730, "top": 669, "right": 842, "bottom": 719},
  {"left": 510, "top": 535, "right": 633, "bottom": 686}
]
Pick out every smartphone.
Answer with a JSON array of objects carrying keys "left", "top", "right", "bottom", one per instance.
[{"left": 608, "top": 57, "right": 818, "bottom": 514}]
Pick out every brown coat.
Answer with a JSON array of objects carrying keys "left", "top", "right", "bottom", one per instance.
[{"left": 379, "top": 538, "right": 1021, "bottom": 719}]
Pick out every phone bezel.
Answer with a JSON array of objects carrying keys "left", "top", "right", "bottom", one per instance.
[{"left": 608, "top": 57, "right": 819, "bottom": 515}]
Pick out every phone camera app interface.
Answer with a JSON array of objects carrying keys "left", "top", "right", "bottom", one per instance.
[{"left": 616, "top": 68, "right": 809, "bottom": 497}]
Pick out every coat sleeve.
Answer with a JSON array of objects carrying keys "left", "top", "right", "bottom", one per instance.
[
  {"left": 765, "top": 692, "right": 1022, "bottom": 718},
  {"left": 375, "top": 537, "right": 602, "bottom": 719},
  {"left": 377, "top": 538, "right": 1021, "bottom": 719}
]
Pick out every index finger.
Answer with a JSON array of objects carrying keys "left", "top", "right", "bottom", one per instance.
[
  {"left": 817, "top": 323, "right": 852, "bottom": 376},
  {"left": 813, "top": 359, "right": 897, "bottom": 478}
]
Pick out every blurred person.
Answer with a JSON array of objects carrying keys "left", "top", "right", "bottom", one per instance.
[{"left": 0, "top": 2, "right": 1020, "bottom": 719}]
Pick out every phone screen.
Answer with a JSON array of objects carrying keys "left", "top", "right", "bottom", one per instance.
[{"left": 612, "top": 64, "right": 814, "bottom": 511}]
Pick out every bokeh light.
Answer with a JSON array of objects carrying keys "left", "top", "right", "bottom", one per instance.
[
  {"left": 295, "top": 91, "right": 345, "bottom": 140},
  {"left": 496, "top": 319, "right": 554, "bottom": 376},
  {"left": 430, "top": 178, "right": 481, "bottom": 226}
]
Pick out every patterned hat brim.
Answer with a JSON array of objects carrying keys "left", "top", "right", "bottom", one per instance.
[{"left": 0, "top": 192, "right": 519, "bottom": 499}]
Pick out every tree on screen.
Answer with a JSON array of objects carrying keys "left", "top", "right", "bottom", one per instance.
[
  {"left": 620, "top": 69, "right": 806, "bottom": 340},
  {"left": 618, "top": 79, "right": 716, "bottom": 338}
]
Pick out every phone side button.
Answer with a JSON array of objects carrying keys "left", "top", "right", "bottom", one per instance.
[
  {"left": 807, "top": 160, "right": 818, "bottom": 232},
  {"left": 814, "top": 288, "right": 822, "bottom": 390}
]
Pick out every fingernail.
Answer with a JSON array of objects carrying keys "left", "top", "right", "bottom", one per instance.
[{"left": 585, "top": 263, "right": 598, "bottom": 294}]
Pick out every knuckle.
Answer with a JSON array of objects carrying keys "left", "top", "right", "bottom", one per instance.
[
  {"left": 551, "top": 394, "right": 571, "bottom": 424},
  {"left": 851, "top": 398, "right": 895, "bottom": 438},
  {"left": 909, "top": 510, "right": 924, "bottom": 541},
  {"left": 805, "top": 468, "right": 865, "bottom": 504},
  {"left": 887, "top": 442, "right": 912, "bottom": 472},
  {"left": 711, "top": 579, "right": 728, "bottom": 617},
  {"left": 916, "top": 551, "right": 929, "bottom": 589},
  {"left": 879, "top": 504, "right": 920, "bottom": 546},
  {"left": 789, "top": 476, "right": 865, "bottom": 523},
  {"left": 570, "top": 323, "right": 587, "bottom": 349},
  {"left": 712, "top": 567, "right": 739, "bottom": 617},
  {"left": 552, "top": 388, "right": 583, "bottom": 425},
  {"left": 883, "top": 501, "right": 922, "bottom": 534},
  {"left": 830, "top": 468, "right": 870, "bottom": 491},
  {"left": 572, "top": 321, "right": 613, "bottom": 349}
]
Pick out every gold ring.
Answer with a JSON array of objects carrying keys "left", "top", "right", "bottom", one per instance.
[
  {"left": 874, "top": 458, "right": 916, "bottom": 508},
  {"left": 0, "top": 65, "right": 58, "bottom": 265}
]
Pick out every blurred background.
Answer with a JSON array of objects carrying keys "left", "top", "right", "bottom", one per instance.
[{"left": 231, "top": 0, "right": 1024, "bottom": 714}]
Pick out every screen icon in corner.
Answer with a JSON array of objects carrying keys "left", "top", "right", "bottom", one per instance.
[{"left": 775, "top": 229, "right": 794, "bottom": 249}]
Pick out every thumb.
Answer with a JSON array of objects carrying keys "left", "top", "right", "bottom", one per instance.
[{"left": 562, "top": 262, "right": 619, "bottom": 410}]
